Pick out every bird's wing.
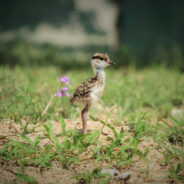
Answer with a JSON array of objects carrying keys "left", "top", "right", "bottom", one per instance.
[{"left": 70, "top": 74, "right": 98, "bottom": 102}]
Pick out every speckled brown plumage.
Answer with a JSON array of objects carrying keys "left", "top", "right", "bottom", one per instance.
[{"left": 69, "top": 73, "right": 99, "bottom": 104}]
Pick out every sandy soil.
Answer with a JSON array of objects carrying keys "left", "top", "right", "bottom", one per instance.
[{"left": 0, "top": 110, "right": 182, "bottom": 184}]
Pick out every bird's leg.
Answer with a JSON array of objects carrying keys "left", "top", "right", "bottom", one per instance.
[{"left": 81, "top": 104, "right": 89, "bottom": 134}]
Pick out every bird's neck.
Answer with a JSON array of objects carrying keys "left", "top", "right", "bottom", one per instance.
[{"left": 94, "top": 67, "right": 106, "bottom": 85}]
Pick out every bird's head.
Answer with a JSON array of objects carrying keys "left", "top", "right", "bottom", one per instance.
[{"left": 91, "top": 53, "right": 115, "bottom": 72}]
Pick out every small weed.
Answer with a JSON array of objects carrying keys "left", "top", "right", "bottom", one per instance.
[
  {"left": 42, "top": 116, "right": 101, "bottom": 168},
  {"left": 14, "top": 172, "right": 38, "bottom": 184},
  {"left": 75, "top": 168, "right": 112, "bottom": 184},
  {"left": 159, "top": 143, "right": 184, "bottom": 182},
  {"left": 165, "top": 117, "right": 184, "bottom": 145},
  {"left": 157, "top": 117, "right": 184, "bottom": 182},
  {"left": 0, "top": 135, "right": 54, "bottom": 168},
  {"left": 91, "top": 116, "right": 149, "bottom": 169},
  {"left": 126, "top": 112, "right": 153, "bottom": 137}
]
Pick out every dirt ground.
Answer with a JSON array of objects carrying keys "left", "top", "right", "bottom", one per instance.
[{"left": 0, "top": 110, "right": 182, "bottom": 184}]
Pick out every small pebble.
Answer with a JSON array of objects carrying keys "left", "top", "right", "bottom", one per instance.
[
  {"left": 101, "top": 169, "right": 120, "bottom": 177},
  {"left": 116, "top": 171, "right": 131, "bottom": 180}
]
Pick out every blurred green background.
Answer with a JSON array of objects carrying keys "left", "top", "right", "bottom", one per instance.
[{"left": 0, "top": 0, "right": 184, "bottom": 69}]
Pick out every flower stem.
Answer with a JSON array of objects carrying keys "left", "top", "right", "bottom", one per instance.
[{"left": 42, "top": 93, "right": 57, "bottom": 115}]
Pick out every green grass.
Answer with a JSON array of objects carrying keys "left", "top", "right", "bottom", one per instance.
[
  {"left": 75, "top": 168, "right": 112, "bottom": 184},
  {"left": 0, "top": 65, "right": 184, "bottom": 183}
]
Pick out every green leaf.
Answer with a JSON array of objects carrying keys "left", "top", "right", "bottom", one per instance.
[
  {"left": 172, "top": 146, "right": 184, "bottom": 157},
  {"left": 21, "top": 134, "right": 34, "bottom": 145},
  {"left": 170, "top": 117, "right": 183, "bottom": 127},
  {"left": 159, "top": 143, "right": 173, "bottom": 155},
  {"left": 90, "top": 115, "right": 99, "bottom": 121},
  {"left": 14, "top": 172, "right": 38, "bottom": 184},
  {"left": 99, "top": 120, "right": 118, "bottom": 138}
]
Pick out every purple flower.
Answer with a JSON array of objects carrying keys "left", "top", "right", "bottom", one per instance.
[
  {"left": 60, "top": 76, "right": 69, "bottom": 85},
  {"left": 57, "top": 90, "right": 63, "bottom": 97},
  {"left": 64, "top": 92, "right": 70, "bottom": 96},
  {"left": 57, "top": 86, "right": 70, "bottom": 97},
  {"left": 62, "top": 87, "right": 68, "bottom": 91}
]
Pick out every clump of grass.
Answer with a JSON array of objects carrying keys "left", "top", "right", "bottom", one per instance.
[
  {"left": 42, "top": 116, "right": 103, "bottom": 168},
  {"left": 162, "top": 117, "right": 184, "bottom": 145},
  {"left": 0, "top": 135, "right": 54, "bottom": 169},
  {"left": 126, "top": 112, "right": 154, "bottom": 138},
  {"left": 159, "top": 144, "right": 184, "bottom": 182},
  {"left": 14, "top": 172, "right": 38, "bottom": 184},
  {"left": 91, "top": 116, "right": 149, "bottom": 169},
  {"left": 157, "top": 117, "right": 184, "bottom": 182}
]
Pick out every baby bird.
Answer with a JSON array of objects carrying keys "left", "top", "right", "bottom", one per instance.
[{"left": 70, "top": 53, "right": 115, "bottom": 134}]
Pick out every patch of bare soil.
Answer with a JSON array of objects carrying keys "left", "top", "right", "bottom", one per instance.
[{"left": 0, "top": 113, "right": 181, "bottom": 184}]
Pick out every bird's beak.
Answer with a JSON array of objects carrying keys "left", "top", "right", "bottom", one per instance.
[{"left": 109, "top": 60, "right": 115, "bottom": 65}]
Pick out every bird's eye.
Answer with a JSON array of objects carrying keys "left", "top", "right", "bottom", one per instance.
[{"left": 100, "top": 57, "right": 103, "bottom": 60}]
